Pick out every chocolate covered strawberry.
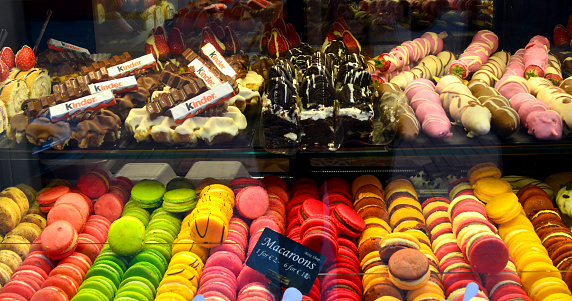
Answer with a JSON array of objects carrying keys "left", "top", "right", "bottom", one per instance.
[
  {"left": 554, "top": 25, "right": 570, "bottom": 47},
  {"left": 201, "top": 27, "right": 225, "bottom": 54},
  {"left": 285, "top": 23, "right": 300, "bottom": 47},
  {"left": 0, "top": 47, "right": 15, "bottom": 70},
  {"left": 268, "top": 28, "right": 289, "bottom": 58},
  {"left": 167, "top": 27, "right": 186, "bottom": 55},
  {"left": 524, "top": 65, "right": 544, "bottom": 79},
  {"left": 448, "top": 60, "right": 469, "bottom": 79},
  {"left": 223, "top": 26, "right": 241, "bottom": 55},
  {"left": 15, "top": 45, "right": 36, "bottom": 71},
  {"left": 374, "top": 53, "right": 395, "bottom": 72},
  {"left": 145, "top": 33, "right": 171, "bottom": 60},
  {"left": 342, "top": 31, "right": 361, "bottom": 54},
  {"left": 524, "top": 35, "right": 549, "bottom": 79}
]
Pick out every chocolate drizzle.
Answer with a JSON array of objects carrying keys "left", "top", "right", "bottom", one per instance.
[{"left": 301, "top": 74, "right": 336, "bottom": 108}]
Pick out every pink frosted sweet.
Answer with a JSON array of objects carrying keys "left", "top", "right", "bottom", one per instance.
[
  {"left": 509, "top": 93, "right": 536, "bottom": 111},
  {"left": 448, "top": 59, "right": 470, "bottom": 79},
  {"left": 518, "top": 100, "right": 549, "bottom": 126},
  {"left": 413, "top": 38, "right": 431, "bottom": 60},
  {"left": 495, "top": 76, "right": 530, "bottom": 100},
  {"left": 472, "top": 30, "right": 499, "bottom": 53},
  {"left": 421, "top": 112, "right": 453, "bottom": 138},
  {"left": 404, "top": 78, "right": 436, "bottom": 100},
  {"left": 410, "top": 90, "right": 440, "bottom": 111},
  {"left": 526, "top": 110, "right": 562, "bottom": 140},
  {"left": 529, "top": 35, "right": 550, "bottom": 51},
  {"left": 421, "top": 32, "right": 444, "bottom": 54},
  {"left": 415, "top": 101, "right": 446, "bottom": 123},
  {"left": 459, "top": 54, "right": 484, "bottom": 73},
  {"left": 390, "top": 45, "right": 410, "bottom": 69}
]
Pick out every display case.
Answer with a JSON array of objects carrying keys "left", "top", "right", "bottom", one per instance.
[{"left": 2, "top": 0, "right": 572, "bottom": 300}]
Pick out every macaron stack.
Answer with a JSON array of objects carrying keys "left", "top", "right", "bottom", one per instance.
[
  {"left": 473, "top": 177, "right": 513, "bottom": 204},
  {"left": 353, "top": 176, "right": 388, "bottom": 224},
  {"left": 157, "top": 250, "right": 203, "bottom": 300},
  {"left": 161, "top": 188, "right": 197, "bottom": 213},
  {"left": 518, "top": 184, "right": 555, "bottom": 218},
  {"left": 76, "top": 168, "right": 112, "bottom": 200},
  {"left": 468, "top": 162, "right": 502, "bottom": 185},
  {"left": 384, "top": 177, "right": 445, "bottom": 300},
  {"left": 229, "top": 177, "right": 264, "bottom": 196},
  {"left": 0, "top": 249, "right": 56, "bottom": 300},
  {"left": 422, "top": 196, "right": 488, "bottom": 300},
  {"left": 188, "top": 184, "right": 235, "bottom": 246}
]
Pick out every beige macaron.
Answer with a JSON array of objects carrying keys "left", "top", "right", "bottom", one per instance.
[
  {"left": 8, "top": 222, "right": 42, "bottom": 243},
  {"left": 21, "top": 214, "right": 47, "bottom": 230},
  {"left": 15, "top": 183, "right": 37, "bottom": 205},
  {"left": 0, "top": 197, "right": 21, "bottom": 234},
  {"left": 0, "top": 187, "right": 29, "bottom": 218},
  {"left": 0, "top": 249, "right": 22, "bottom": 272},
  {"left": 0, "top": 234, "right": 31, "bottom": 259}
]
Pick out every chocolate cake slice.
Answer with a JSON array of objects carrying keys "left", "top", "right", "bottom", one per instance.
[{"left": 337, "top": 84, "right": 373, "bottom": 144}]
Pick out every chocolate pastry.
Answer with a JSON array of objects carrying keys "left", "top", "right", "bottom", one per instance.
[
  {"left": 292, "top": 54, "right": 311, "bottom": 72},
  {"left": 337, "top": 65, "right": 371, "bottom": 88},
  {"left": 286, "top": 42, "right": 313, "bottom": 60},
  {"left": 145, "top": 79, "right": 210, "bottom": 119},
  {"left": 300, "top": 74, "right": 336, "bottom": 108},
  {"left": 36, "top": 49, "right": 94, "bottom": 78},
  {"left": 80, "top": 52, "right": 131, "bottom": 75},
  {"left": 110, "top": 95, "right": 134, "bottom": 119},
  {"left": 7, "top": 114, "right": 28, "bottom": 143},
  {"left": 249, "top": 55, "right": 275, "bottom": 81},
  {"left": 124, "top": 88, "right": 151, "bottom": 108},
  {"left": 305, "top": 63, "right": 331, "bottom": 79},
  {"left": 323, "top": 40, "right": 348, "bottom": 58},
  {"left": 73, "top": 110, "right": 122, "bottom": 148},
  {"left": 25, "top": 117, "right": 72, "bottom": 149},
  {"left": 338, "top": 84, "right": 374, "bottom": 144},
  {"left": 268, "top": 77, "right": 297, "bottom": 108},
  {"left": 268, "top": 61, "right": 295, "bottom": 83},
  {"left": 182, "top": 48, "right": 240, "bottom": 94},
  {"left": 52, "top": 77, "right": 91, "bottom": 103}
]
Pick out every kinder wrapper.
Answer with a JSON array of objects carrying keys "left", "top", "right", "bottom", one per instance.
[
  {"left": 49, "top": 90, "right": 116, "bottom": 122},
  {"left": 188, "top": 58, "right": 223, "bottom": 89},
  {"left": 88, "top": 76, "right": 138, "bottom": 94},
  {"left": 108, "top": 54, "right": 156, "bottom": 78},
  {"left": 47, "top": 38, "right": 91, "bottom": 54},
  {"left": 201, "top": 43, "right": 238, "bottom": 79},
  {"left": 170, "top": 82, "right": 233, "bottom": 124}
]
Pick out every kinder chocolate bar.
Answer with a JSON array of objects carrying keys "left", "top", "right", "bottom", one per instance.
[
  {"left": 188, "top": 58, "right": 223, "bottom": 89},
  {"left": 201, "top": 43, "right": 238, "bottom": 79},
  {"left": 170, "top": 82, "right": 233, "bottom": 124},
  {"left": 47, "top": 38, "right": 91, "bottom": 54},
  {"left": 107, "top": 54, "right": 156, "bottom": 78},
  {"left": 88, "top": 76, "right": 138, "bottom": 94},
  {"left": 49, "top": 90, "right": 116, "bottom": 122}
]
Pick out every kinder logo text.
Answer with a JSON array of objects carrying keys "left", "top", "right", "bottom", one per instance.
[
  {"left": 196, "top": 67, "right": 216, "bottom": 87},
  {"left": 94, "top": 82, "right": 121, "bottom": 92},
  {"left": 117, "top": 61, "right": 142, "bottom": 72},
  {"left": 63, "top": 43, "right": 80, "bottom": 51},
  {"left": 65, "top": 97, "right": 97, "bottom": 110},
  {"left": 209, "top": 51, "right": 226, "bottom": 70},
  {"left": 186, "top": 93, "right": 216, "bottom": 111}
]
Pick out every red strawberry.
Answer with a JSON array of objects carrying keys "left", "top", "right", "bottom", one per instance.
[
  {"left": 0, "top": 60, "right": 9, "bottom": 82},
  {"left": 342, "top": 31, "right": 361, "bottom": 54},
  {"left": 195, "top": 8, "right": 209, "bottom": 30},
  {"left": 15, "top": 45, "right": 36, "bottom": 71},
  {"left": 545, "top": 73, "right": 563, "bottom": 86},
  {"left": 0, "top": 47, "right": 15, "bottom": 69},
  {"left": 167, "top": 28, "right": 186, "bottom": 55},
  {"left": 285, "top": 23, "right": 300, "bottom": 47},
  {"left": 568, "top": 15, "right": 572, "bottom": 37},
  {"left": 525, "top": 65, "right": 544, "bottom": 79},
  {"left": 154, "top": 26, "right": 166, "bottom": 39},
  {"left": 230, "top": 5, "right": 245, "bottom": 19},
  {"left": 374, "top": 53, "right": 393, "bottom": 72},
  {"left": 554, "top": 25, "right": 570, "bottom": 47},
  {"left": 201, "top": 27, "right": 226, "bottom": 54},
  {"left": 247, "top": 0, "right": 265, "bottom": 9},
  {"left": 209, "top": 21, "right": 225, "bottom": 40},
  {"left": 145, "top": 34, "right": 171, "bottom": 60},
  {"left": 360, "top": 0, "right": 370, "bottom": 12},
  {"left": 223, "top": 26, "right": 241, "bottom": 55},
  {"left": 268, "top": 28, "right": 290, "bottom": 58},
  {"left": 335, "top": 17, "right": 350, "bottom": 31},
  {"left": 271, "top": 17, "right": 288, "bottom": 35},
  {"left": 330, "top": 22, "right": 346, "bottom": 38}
]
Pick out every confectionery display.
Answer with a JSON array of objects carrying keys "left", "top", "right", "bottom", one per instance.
[{"left": 5, "top": 1, "right": 572, "bottom": 301}]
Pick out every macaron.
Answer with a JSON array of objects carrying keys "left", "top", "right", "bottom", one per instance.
[
  {"left": 162, "top": 188, "right": 197, "bottom": 213},
  {"left": 94, "top": 193, "right": 124, "bottom": 222},
  {"left": 330, "top": 204, "right": 365, "bottom": 238},
  {"left": 130, "top": 180, "right": 166, "bottom": 208},
  {"left": 236, "top": 186, "right": 269, "bottom": 220},
  {"left": 107, "top": 216, "right": 146, "bottom": 256},
  {"left": 76, "top": 168, "right": 110, "bottom": 199},
  {"left": 41, "top": 220, "right": 78, "bottom": 260}
]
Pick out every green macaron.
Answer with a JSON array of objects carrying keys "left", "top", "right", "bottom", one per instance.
[
  {"left": 129, "top": 249, "right": 168, "bottom": 275},
  {"left": 121, "top": 206, "right": 151, "bottom": 226},
  {"left": 130, "top": 180, "right": 166, "bottom": 208},
  {"left": 107, "top": 216, "right": 146, "bottom": 256},
  {"left": 123, "top": 262, "right": 162, "bottom": 289},
  {"left": 78, "top": 277, "right": 116, "bottom": 300},
  {"left": 94, "top": 252, "right": 129, "bottom": 273},
  {"left": 166, "top": 177, "right": 194, "bottom": 191},
  {"left": 119, "top": 276, "right": 157, "bottom": 297},
  {"left": 85, "top": 262, "right": 122, "bottom": 289},
  {"left": 143, "top": 236, "right": 172, "bottom": 262},
  {"left": 161, "top": 188, "right": 197, "bottom": 213},
  {"left": 114, "top": 290, "right": 151, "bottom": 301},
  {"left": 117, "top": 283, "right": 154, "bottom": 301}
]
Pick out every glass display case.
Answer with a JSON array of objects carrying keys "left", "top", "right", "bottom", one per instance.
[{"left": 2, "top": 0, "right": 572, "bottom": 300}]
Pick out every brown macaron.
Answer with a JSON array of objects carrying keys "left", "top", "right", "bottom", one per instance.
[
  {"left": 388, "top": 248, "right": 430, "bottom": 290},
  {"left": 0, "top": 197, "right": 22, "bottom": 234},
  {"left": 0, "top": 249, "right": 22, "bottom": 272},
  {"left": 0, "top": 234, "right": 31, "bottom": 259},
  {"left": 0, "top": 187, "right": 29, "bottom": 218},
  {"left": 8, "top": 222, "right": 42, "bottom": 243},
  {"left": 21, "top": 214, "right": 47, "bottom": 230}
]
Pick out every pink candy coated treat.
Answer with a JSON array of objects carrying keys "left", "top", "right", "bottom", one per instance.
[
  {"left": 495, "top": 76, "right": 529, "bottom": 100},
  {"left": 518, "top": 100, "right": 549, "bottom": 126},
  {"left": 422, "top": 113, "right": 453, "bottom": 138},
  {"left": 404, "top": 78, "right": 435, "bottom": 100},
  {"left": 390, "top": 46, "right": 409, "bottom": 69},
  {"left": 449, "top": 59, "right": 470, "bottom": 78},
  {"left": 415, "top": 101, "right": 446, "bottom": 122},
  {"left": 526, "top": 110, "right": 562, "bottom": 140},
  {"left": 421, "top": 32, "right": 444, "bottom": 54},
  {"left": 411, "top": 91, "right": 440, "bottom": 111},
  {"left": 529, "top": 35, "right": 550, "bottom": 51},
  {"left": 509, "top": 93, "right": 537, "bottom": 111}
]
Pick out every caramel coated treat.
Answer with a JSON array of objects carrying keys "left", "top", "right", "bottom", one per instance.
[
  {"left": 8, "top": 114, "right": 28, "bottom": 143},
  {"left": 80, "top": 52, "right": 131, "bottom": 75},
  {"left": 25, "top": 117, "right": 72, "bottom": 149},
  {"left": 73, "top": 110, "right": 122, "bottom": 148}
]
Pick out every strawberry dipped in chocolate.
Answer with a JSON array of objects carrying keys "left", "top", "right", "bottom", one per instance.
[
  {"left": 524, "top": 35, "right": 550, "bottom": 79},
  {"left": 448, "top": 30, "right": 498, "bottom": 79}
]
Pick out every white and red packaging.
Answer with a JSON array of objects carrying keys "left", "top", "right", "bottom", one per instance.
[
  {"left": 188, "top": 58, "right": 223, "bottom": 89},
  {"left": 170, "top": 82, "right": 233, "bottom": 124},
  {"left": 201, "top": 42, "right": 238, "bottom": 79},
  {"left": 88, "top": 76, "right": 138, "bottom": 94},
  {"left": 49, "top": 90, "right": 116, "bottom": 122},
  {"left": 108, "top": 54, "right": 156, "bottom": 78},
  {"left": 47, "top": 39, "right": 91, "bottom": 54}
]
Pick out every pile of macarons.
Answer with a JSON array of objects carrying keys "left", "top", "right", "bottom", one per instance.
[{"left": 188, "top": 183, "right": 235, "bottom": 246}]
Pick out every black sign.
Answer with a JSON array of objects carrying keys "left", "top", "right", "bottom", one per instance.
[{"left": 246, "top": 228, "right": 326, "bottom": 295}]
